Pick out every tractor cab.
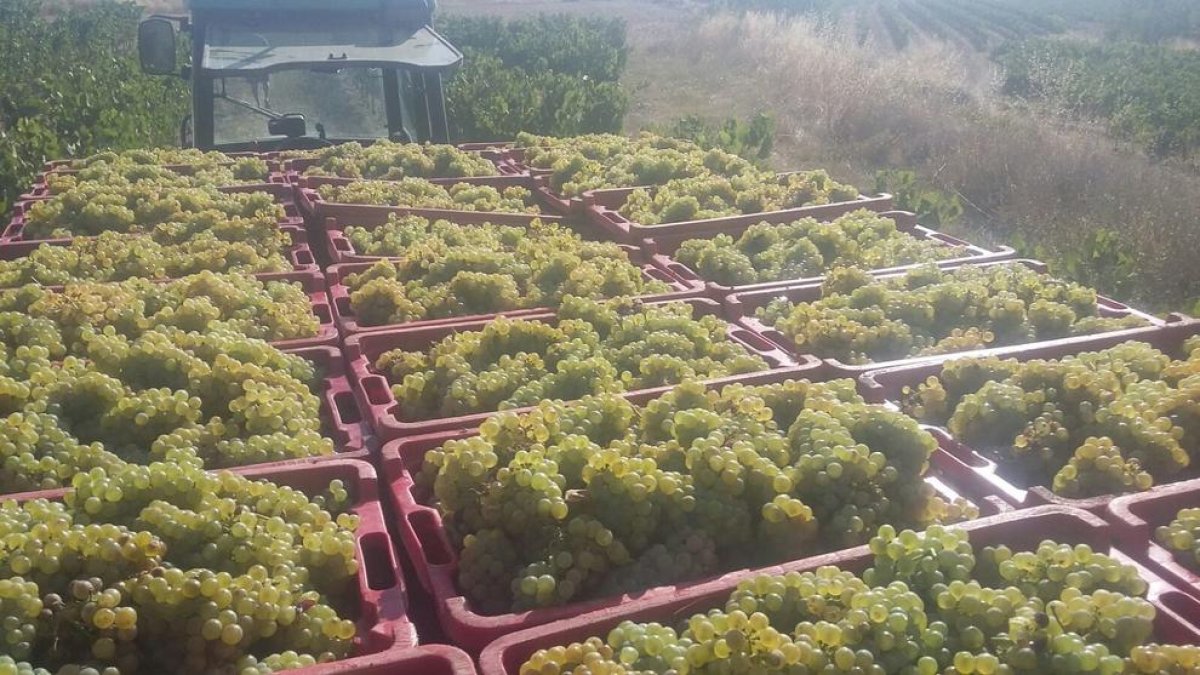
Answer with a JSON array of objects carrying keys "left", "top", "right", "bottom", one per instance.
[{"left": 137, "top": 0, "right": 461, "bottom": 151}]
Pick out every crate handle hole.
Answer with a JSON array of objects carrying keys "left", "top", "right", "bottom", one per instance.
[{"left": 359, "top": 531, "right": 397, "bottom": 591}]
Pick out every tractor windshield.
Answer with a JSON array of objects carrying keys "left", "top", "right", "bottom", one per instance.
[{"left": 212, "top": 67, "right": 389, "bottom": 145}]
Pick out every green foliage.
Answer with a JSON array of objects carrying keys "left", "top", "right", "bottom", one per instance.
[
  {"left": 0, "top": 0, "right": 188, "bottom": 214},
  {"left": 440, "top": 14, "right": 629, "bottom": 141},
  {"left": 645, "top": 114, "right": 775, "bottom": 164},
  {"left": 874, "top": 169, "right": 963, "bottom": 227},
  {"left": 1011, "top": 228, "right": 1139, "bottom": 304},
  {"left": 999, "top": 38, "right": 1200, "bottom": 158}
]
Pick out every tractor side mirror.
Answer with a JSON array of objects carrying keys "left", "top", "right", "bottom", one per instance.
[{"left": 138, "top": 18, "right": 177, "bottom": 76}]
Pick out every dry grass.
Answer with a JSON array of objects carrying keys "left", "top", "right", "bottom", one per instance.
[{"left": 628, "top": 12, "right": 1200, "bottom": 309}]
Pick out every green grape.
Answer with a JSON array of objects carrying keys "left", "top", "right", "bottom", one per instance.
[
  {"left": 341, "top": 217, "right": 671, "bottom": 325},
  {"left": 1052, "top": 437, "right": 1154, "bottom": 498},
  {"left": 294, "top": 139, "right": 499, "bottom": 179},
  {"left": 1155, "top": 507, "right": 1200, "bottom": 572},
  {"left": 316, "top": 178, "right": 539, "bottom": 212},
  {"left": 620, "top": 170, "right": 859, "bottom": 225}
]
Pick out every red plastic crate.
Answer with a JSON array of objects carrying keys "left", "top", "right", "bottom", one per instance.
[
  {"left": 478, "top": 505, "right": 1200, "bottom": 674},
  {"left": 295, "top": 174, "right": 555, "bottom": 223},
  {"left": 380, "top": 386, "right": 1006, "bottom": 653},
  {"left": 286, "top": 345, "right": 370, "bottom": 459},
  {"left": 1109, "top": 478, "right": 1200, "bottom": 601},
  {"left": 0, "top": 222, "right": 318, "bottom": 275},
  {"left": 643, "top": 210, "right": 1018, "bottom": 300},
  {"left": 325, "top": 253, "right": 703, "bottom": 334},
  {"left": 727, "top": 259, "right": 1166, "bottom": 378},
  {"left": 857, "top": 318, "right": 1200, "bottom": 512},
  {"left": 287, "top": 644, "right": 478, "bottom": 675},
  {"left": 583, "top": 178, "right": 895, "bottom": 244},
  {"left": 345, "top": 297, "right": 810, "bottom": 440},
  {"left": 5, "top": 458, "right": 419, "bottom": 667}
]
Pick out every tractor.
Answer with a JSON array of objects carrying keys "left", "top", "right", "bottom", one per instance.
[{"left": 136, "top": 0, "right": 462, "bottom": 151}]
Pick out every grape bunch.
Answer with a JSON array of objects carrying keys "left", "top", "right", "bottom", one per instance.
[
  {"left": 342, "top": 216, "right": 670, "bottom": 325},
  {"left": 43, "top": 159, "right": 270, "bottom": 195},
  {"left": 23, "top": 184, "right": 285, "bottom": 241},
  {"left": 516, "top": 131, "right": 758, "bottom": 197},
  {"left": 901, "top": 341, "right": 1200, "bottom": 499},
  {"left": 1156, "top": 507, "right": 1200, "bottom": 572},
  {"left": 0, "top": 326, "right": 332, "bottom": 493},
  {"left": 0, "top": 231, "right": 296, "bottom": 288},
  {"left": 0, "top": 452, "right": 361, "bottom": 674},
  {"left": 758, "top": 264, "right": 1148, "bottom": 365},
  {"left": 291, "top": 140, "right": 499, "bottom": 179},
  {"left": 0, "top": 272, "right": 319, "bottom": 348},
  {"left": 59, "top": 147, "right": 246, "bottom": 170},
  {"left": 519, "top": 523, "right": 1199, "bottom": 675},
  {"left": 674, "top": 210, "right": 966, "bottom": 286},
  {"left": 314, "top": 178, "right": 540, "bottom": 213},
  {"left": 373, "top": 296, "right": 770, "bottom": 420},
  {"left": 620, "top": 170, "right": 860, "bottom": 225},
  {"left": 419, "top": 378, "right": 976, "bottom": 613}
]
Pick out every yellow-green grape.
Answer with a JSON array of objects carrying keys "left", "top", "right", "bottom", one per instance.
[
  {"left": 905, "top": 341, "right": 1197, "bottom": 499},
  {"left": 24, "top": 183, "right": 284, "bottom": 240},
  {"left": 759, "top": 264, "right": 1148, "bottom": 365},
  {"left": 295, "top": 140, "right": 498, "bottom": 179},
  {"left": 0, "top": 231, "right": 293, "bottom": 288},
  {"left": 316, "top": 178, "right": 540, "bottom": 212},
  {"left": 342, "top": 217, "right": 671, "bottom": 324},
  {"left": 1052, "top": 437, "right": 1154, "bottom": 498},
  {"left": 0, "top": 272, "right": 318, "bottom": 349},
  {"left": 0, "top": 456, "right": 359, "bottom": 673},
  {"left": 516, "top": 130, "right": 757, "bottom": 197},
  {"left": 976, "top": 540, "right": 1149, "bottom": 601},
  {"left": 621, "top": 169, "right": 859, "bottom": 225},
  {"left": 673, "top": 209, "right": 965, "bottom": 286},
  {"left": 1156, "top": 507, "right": 1200, "bottom": 572},
  {"left": 373, "top": 297, "right": 768, "bottom": 420},
  {"left": 864, "top": 523, "right": 975, "bottom": 599},
  {"left": 63, "top": 147, "right": 237, "bottom": 170},
  {"left": 425, "top": 379, "right": 956, "bottom": 612},
  {"left": 45, "top": 159, "right": 268, "bottom": 195}
]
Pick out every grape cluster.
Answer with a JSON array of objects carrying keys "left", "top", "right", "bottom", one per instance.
[
  {"left": 515, "top": 131, "right": 758, "bottom": 197},
  {"left": 374, "top": 297, "right": 770, "bottom": 420},
  {"left": 1156, "top": 507, "right": 1200, "bottom": 572},
  {"left": 314, "top": 179, "right": 540, "bottom": 213},
  {"left": 23, "top": 184, "right": 285, "bottom": 241},
  {"left": 519, "top": 523, "right": 1199, "bottom": 675},
  {"left": 0, "top": 272, "right": 319, "bottom": 348},
  {"left": 0, "top": 231, "right": 295, "bottom": 288},
  {"left": 0, "top": 326, "right": 330, "bottom": 492},
  {"left": 620, "top": 170, "right": 860, "bottom": 225},
  {"left": 44, "top": 160, "right": 270, "bottom": 195},
  {"left": 291, "top": 140, "right": 499, "bottom": 179},
  {"left": 342, "top": 216, "right": 670, "bottom": 325},
  {"left": 60, "top": 148, "right": 247, "bottom": 170},
  {"left": 758, "top": 264, "right": 1148, "bottom": 365},
  {"left": 0, "top": 452, "right": 360, "bottom": 674},
  {"left": 901, "top": 341, "right": 1200, "bottom": 499},
  {"left": 419, "top": 377, "right": 974, "bottom": 613},
  {"left": 674, "top": 210, "right": 966, "bottom": 286}
]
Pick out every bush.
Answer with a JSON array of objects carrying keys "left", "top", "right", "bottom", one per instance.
[
  {"left": 440, "top": 14, "right": 629, "bottom": 141},
  {"left": 0, "top": 0, "right": 187, "bottom": 214},
  {"left": 645, "top": 113, "right": 775, "bottom": 163}
]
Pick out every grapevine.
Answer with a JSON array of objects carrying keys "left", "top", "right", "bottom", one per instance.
[
  {"left": 418, "top": 378, "right": 976, "bottom": 613},
  {"left": 518, "top": 523, "right": 1198, "bottom": 675},
  {"left": 758, "top": 264, "right": 1147, "bottom": 365},
  {"left": 901, "top": 340, "right": 1200, "bottom": 498},
  {"left": 373, "top": 296, "right": 770, "bottom": 420},
  {"left": 341, "top": 216, "right": 671, "bottom": 325}
]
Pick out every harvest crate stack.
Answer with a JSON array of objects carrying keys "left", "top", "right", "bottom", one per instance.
[{"left": 0, "top": 134, "right": 1196, "bottom": 674}]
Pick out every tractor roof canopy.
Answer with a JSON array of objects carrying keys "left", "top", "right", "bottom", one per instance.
[{"left": 199, "top": 12, "right": 460, "bottom": 74}]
